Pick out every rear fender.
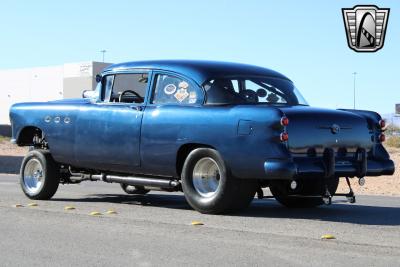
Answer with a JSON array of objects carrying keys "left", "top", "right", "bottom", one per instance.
[
  {"left": 338, "top": 109, "right": 381, "bottom": 130},
  {"left": 339, "top": 109, "right": 390, "bottom": 160}
]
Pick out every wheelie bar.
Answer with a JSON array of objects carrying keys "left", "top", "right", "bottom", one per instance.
[
  {"left": 260, "top": 176, "right": 358, "bottom": 204},
  {"left": 322, "top": 177, "right": 356, "bottom": 204},
  {"left": 336, "top": 177, "right": 356, "bottom": 203}
]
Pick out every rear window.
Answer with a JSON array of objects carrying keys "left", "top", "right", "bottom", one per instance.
[{"left": 203, "top": 77, "right": 308, "bottom": 106}]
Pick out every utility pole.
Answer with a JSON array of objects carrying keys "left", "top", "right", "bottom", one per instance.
[
  {"left": 352, "top": 72, "right": 357, "bottom": 109},
  {"left": 100, "top": 50, "right": 107, "bottom": 62}
]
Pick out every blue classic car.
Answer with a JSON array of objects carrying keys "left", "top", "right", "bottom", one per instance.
[{"left": 10, "top": 60, "right": 395, "bottom": 214}]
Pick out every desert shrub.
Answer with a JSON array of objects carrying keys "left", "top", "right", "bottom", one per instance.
[
  {"left": 386, "top": 136, "right": 400, "bottom": 148},
  {"left": 0, "top": 135, "right": 10, "bottom": 143},
  {"left": 386, "top": 124, "right": 400, "bottom": 136}
]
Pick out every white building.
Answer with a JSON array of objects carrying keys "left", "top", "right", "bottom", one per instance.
[{"left": 0, "top": 61, "right": 111, "bottom": 126}]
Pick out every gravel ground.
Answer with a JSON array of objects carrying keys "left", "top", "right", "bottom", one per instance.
[
  {"left": 0, "top": 139, "right": 399, "bottom": 196},
  {"left": 0, "top": 139, "right": 27, "bottom": 156},
  {"left": 0, "top": 139, "right": 27, "bottom": 174}
]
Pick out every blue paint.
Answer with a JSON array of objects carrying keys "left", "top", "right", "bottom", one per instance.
[{"left": 10, "top": 60, "right": 394, "bottom": 179}]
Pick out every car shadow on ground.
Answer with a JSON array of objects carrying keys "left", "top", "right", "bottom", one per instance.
[
  {"left": 241, "top": 198, "right": 400, "bottom": 226},
  {"left": 0, "top": 155, "right": 23, "bottom": 174},
  {"left": 53, "top": 193, "right": 193, "bottom": 211},
  {"left": 52, "top": 192, "right": 400, "bottom": 226}
]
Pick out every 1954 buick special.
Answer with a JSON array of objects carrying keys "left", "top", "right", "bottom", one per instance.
[{"left": 9, "top": 60, "right": 395, "bottom": 214}]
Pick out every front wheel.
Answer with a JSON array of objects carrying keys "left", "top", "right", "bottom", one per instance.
[
  {"left": 181, "top": 148, "right": 257, "bottom": 214},
  {"left": 20, "top": 149, "right": 60, "bottom": 200}
]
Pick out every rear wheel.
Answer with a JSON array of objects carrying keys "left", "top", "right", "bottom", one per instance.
[
  {"left": 20, "top": 149, "right": 60, "bottom": 200},
  {"left": 270, "top": 177, "right": 339, "bottom": 208},
  {"left": 120, "top": 184, "right": 150, "bottom": 195},
  {"left": 181, "top": 148, "right": 257, "bottom": 214}
]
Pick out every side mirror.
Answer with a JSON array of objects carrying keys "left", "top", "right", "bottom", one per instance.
[
  {"left": 95, "top": 74, "right": 102, "bottom": 83},
  {"left": 82, "top": 90, "right": 96, "bottom": 99}
]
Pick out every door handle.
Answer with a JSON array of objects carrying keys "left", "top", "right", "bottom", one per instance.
[{"left": 130, "top": 106, "right": 143, "bottom": 111}]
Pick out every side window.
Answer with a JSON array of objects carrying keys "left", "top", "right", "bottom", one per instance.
[
  {"left": 232, "top": 80, "right": 240, "bottom": 93},
  {"left": 103, "top": 73, "right": 148, "bottom": 103},
  {"left": 102, "top": 75, "right": 114, "bottom": 102},
  {"left": 152, "top": 74, "right": 203, "bottom": 105}
]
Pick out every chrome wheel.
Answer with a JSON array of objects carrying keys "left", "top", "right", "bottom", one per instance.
[
  {"left": 182, "top": 148, "right": 256, "bottom": 214},
  {"left": 23, "top": 158, "right": 44, "bottom": 194},
  {"left": 192, "top": 157, "right": 221, "bottom": 198}
]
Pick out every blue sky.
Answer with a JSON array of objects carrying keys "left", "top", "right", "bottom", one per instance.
[{"left": 1, "top": 0, "right": 399, "bottom": 114}]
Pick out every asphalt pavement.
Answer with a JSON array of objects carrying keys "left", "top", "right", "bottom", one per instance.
[{"left": 0, "top": 174, "right": 399, "bottom": 266}]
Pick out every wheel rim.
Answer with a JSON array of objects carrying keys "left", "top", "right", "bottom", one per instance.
[
  {"left": 192, "top": 157, "right": 221, "bottom": 198},
  {"left": 23, "top": 158, "right": 44, "bottom": 194}
]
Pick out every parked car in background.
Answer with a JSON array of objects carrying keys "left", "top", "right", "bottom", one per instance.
[{"left": 9, "top": 60, "right": 395, "bottom": 214}]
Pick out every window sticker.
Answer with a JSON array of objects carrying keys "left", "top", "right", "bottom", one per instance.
[
  {"left": 174, "top": 89, "right": 189, "bottom": 102},
  {"left": 178, "top": 81, "right": 189, "bottom": 89},
  {"left": 188, "top": 91, "right": 197, "bottom": 104},
  {"left": 164, "top": 84, "right": 177, "bottom": 95}
]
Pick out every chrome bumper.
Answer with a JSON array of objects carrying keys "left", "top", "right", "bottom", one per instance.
[{"left": 264, "top": 149, "right": 395, "bottom": 180}]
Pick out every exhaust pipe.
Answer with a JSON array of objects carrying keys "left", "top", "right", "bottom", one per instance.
[{"left": 88, "top": 174, "right": 180, "bottom": 190}]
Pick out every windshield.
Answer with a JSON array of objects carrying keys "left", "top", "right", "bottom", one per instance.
[{"left": 203, "top": 76, "right": 308, "bottom": 106}]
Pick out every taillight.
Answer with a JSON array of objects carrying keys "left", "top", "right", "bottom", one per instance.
[
  {"left": 379, "top": 133, "right": 386, "bottom": 142},
  {"left": 379, "top": 119, "right": 386, "bottom": 129},
  {"left": 280, "top": 132, "right": 289, "bottom": 142},
  {"left": 280, "top": 116, "right": 289, "bottom": 126}
]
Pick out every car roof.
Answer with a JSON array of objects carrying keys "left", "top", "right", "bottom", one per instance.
[{"left": 103, "top": 60, "right": 291, "bottom": 85}]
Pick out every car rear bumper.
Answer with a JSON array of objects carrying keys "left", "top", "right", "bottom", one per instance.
[{"left": 264, "top": 150, "right": 395, "bottom": 180}]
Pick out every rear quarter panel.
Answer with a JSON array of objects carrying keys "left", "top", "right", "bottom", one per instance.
[{"left": 141, "top": 104, "right": 287, "bottom": 179}]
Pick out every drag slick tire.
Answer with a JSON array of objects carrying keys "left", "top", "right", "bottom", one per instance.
[
  {"left": 269, "top": 177, "right": 339, "bottom": 208},
  {"left": 181, "top": 148, "right": 257, "bottom": 214},
  {"left": 120, "top": 184, "right": 150, "bottom": 195},
  {"left": 20, "top": 149, "right": 60, "bottom": 200}
]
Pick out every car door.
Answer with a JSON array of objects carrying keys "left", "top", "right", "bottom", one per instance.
[
  {"left": 140, "top": 72, "right": 205, "bottom": 176},
  {"left": 74, "top": 71, "right": 150, "bottom": 172}
]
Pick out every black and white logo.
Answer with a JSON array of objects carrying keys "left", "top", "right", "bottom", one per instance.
[{"left": 342, "top": 5, "right": 390, "bottom": 52}]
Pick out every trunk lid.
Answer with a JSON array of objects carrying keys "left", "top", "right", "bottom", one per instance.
[{"left": 280, "top": 106, "right": 373, "bottom": 155}]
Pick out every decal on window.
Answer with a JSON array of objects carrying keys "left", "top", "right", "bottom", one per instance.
[
  {"left": 164, "top": 84, "right": 177, "bottom": 95},
  {"left": 179, "top": 81, "right": 189, "bottom": 89},
  {"left": 174, "top": 89, "right": 189, "bottom": 102},
  {"left": 188, "top": 91, "right": 197, "bottom": 104}
]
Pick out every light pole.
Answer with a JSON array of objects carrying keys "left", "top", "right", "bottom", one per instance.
[
  {"left": 100, "top": 50, "right": 107, "bottom": 62},
  {"left": 352, "top": 72, "right": 357, "bottom": 109}
]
